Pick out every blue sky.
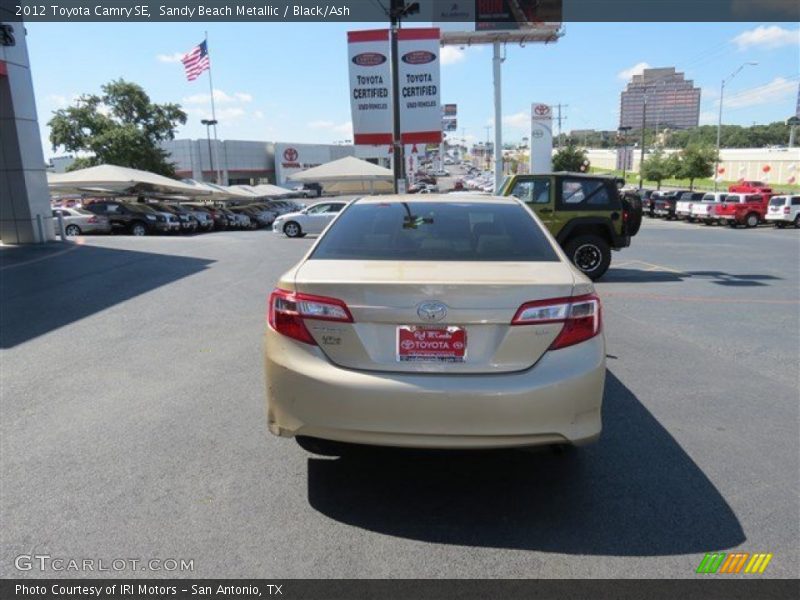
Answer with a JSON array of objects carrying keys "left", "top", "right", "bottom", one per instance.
[{"left": 25, "top": 21, "right": 799, "bottom": 159}]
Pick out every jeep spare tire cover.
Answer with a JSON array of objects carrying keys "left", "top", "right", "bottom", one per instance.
[{"left": 622, "top": 191, "right": 643, "bottom": 236}]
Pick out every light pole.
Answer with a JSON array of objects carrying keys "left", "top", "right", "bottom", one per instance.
[
  {"left": 638, "top": 94, "right": 648, "bottom": 190},
  {"left": 714, "top": 62, "right": 757, "bottom": 191},
  {"left": 201, "top": 119, "right": 218, "bottom": 184},
  {"left": 618, "top": 126, "right": 632, "bottom": 182}
]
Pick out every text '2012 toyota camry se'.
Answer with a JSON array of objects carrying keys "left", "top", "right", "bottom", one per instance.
[{"left": 264, "top": 194, "right": 605, "bottom": 453}]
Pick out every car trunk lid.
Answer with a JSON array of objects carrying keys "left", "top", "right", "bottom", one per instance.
[{"left": 293, "top": 259, "right": 577, "bottom": 373}]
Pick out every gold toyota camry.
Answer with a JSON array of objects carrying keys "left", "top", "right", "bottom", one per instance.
[{"left": 264, "top": 194, "right": 605, "bottom": 452}]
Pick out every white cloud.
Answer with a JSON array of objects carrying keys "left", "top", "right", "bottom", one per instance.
[
  {"left": 182, "top": 90, "right": 253, "bottom": 105},
  {"left": 332, "top": 121, "right": 352, "bottom": 135},
  {"left": 699, "top": 111, "right": 718, "bottom": 126},
  {"left": 47, "top": 94, "right": 70, "bottom": 108},
  {"left": 725, "top": 77, "right": 797, "bottom": 109},
  {"left": 184, "top": 106, "right": 247, "bottom": 121},
  {"left": 618, "top": 62, "right": 651, "bottom": 81},
  {"left": 440, "top": 45, "right": 482, "bottom": 66},
  {"left": 307, "top": 120, "right": 335, "bottom": 129},
  {"left": 156, "top": 52, "right": 185, "bottom": 63},
  {"left": 732, "top": 25, "right": 799, "bottom": 50},
  {"left": 306, "top": 120, "right": 352, "bottom": 136},
  {"left": 440, "top": 46, "right": 466, "bottom": 66},
  {"left": 503, "top": 111, "right": 529, "bottom": 129},
  {"left": 254, "top": 110, "right": 265, "bottom": 120}
]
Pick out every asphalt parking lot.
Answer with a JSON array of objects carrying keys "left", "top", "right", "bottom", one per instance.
[{"left": 1, "top": 218, "right": 798, "bottom": 578}]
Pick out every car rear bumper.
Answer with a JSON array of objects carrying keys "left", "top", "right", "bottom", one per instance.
[
  {"left": 264, "top": 328, "right": 605, "bottom": 449},
  {"left": 764, "top": 213, "right": 791, "bottom": 222}
]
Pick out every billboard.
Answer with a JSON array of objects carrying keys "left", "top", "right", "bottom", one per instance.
[
  {"left": 443, "top": 118, "right": 458, "bottom": 131},
  {"left": 437, "top": 1, "right": 562, "bottom": 45},
  {"left": 530, "top": 103, "right": 553, "bottom": 174},
  {"left": 347, "top": 29, "right": 392, "bottom": 145},
  {"left": 398, "top": 28, "right": 442, "bottom": 144},
  {"left": 443, "top": 104, "right": 457, "bottom": 117}
]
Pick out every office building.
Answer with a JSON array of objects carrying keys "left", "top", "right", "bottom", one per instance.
[{"left": 619, "top": 67, "right": 701, "bottom": 131}]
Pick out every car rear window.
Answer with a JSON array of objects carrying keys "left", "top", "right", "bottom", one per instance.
[
  {"left": 310, "top": 202, "right": 559, "bottom": 262},
  {"left": 769, "top": 197, "right": 787, "bottom": 206}
]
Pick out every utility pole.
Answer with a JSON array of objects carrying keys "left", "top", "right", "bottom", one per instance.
[
  {"left": 638, "top": 95, "right": 647, "bottom": 190},
  {"left": 715, "top": 62, "right": 758, "bottom": 191}
]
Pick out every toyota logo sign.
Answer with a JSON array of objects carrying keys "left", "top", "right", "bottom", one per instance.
[
  {"left": 417, "top": 301, "right": 447, "bottom": 322},
  {"left": 534, "top": 104, "right": 551, "bottom": 117},
  {"left": 283, "top": 147, "right": 298, "bottom": 162}
]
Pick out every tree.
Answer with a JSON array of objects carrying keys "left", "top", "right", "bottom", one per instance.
[
  {"left": 552, "top": 143, "right": 589, "bottom": 172},
  {"left": 676, "top": 145, "right": 718, "bottom": 190},
  {"left": 640, "top": 150, "right": 675, "bottom": 189},
  {"left": 48, "top": 79, "right": 187, "bottom": 177}
]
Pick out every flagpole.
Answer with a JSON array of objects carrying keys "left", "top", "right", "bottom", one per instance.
[{"left": 205, "top": 30, "right": 222, "bottom": 184}]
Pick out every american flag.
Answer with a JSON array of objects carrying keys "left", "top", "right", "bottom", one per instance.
[{"left": 181, "top": 40, "right": 210, "bottom": 82}]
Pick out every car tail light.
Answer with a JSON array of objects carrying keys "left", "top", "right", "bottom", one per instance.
[
  {"left": 511, "top": 293, "right": 602, "bottom": 349},
  {"left": 688, "top": 203, "right": 693, "bottom": 210},
  {"left": 88, "top": 216, "right": 99, "bottom": 223},
  {"left": 784, "top": 206, "right": 791, "bottom": 214},
  {"left": 268, "top": 288, "right": 353, "bottom": 345}
]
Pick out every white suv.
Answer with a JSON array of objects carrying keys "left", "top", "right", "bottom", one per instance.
[{"left": 765, "top": 195, "right": 800, "bottom": 228}]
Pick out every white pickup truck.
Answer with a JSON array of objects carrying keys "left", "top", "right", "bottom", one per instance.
[
  {"left": 675, "top": 192, "right": 706, "bottom": 220},
  {"left": 690, "top": 192, "right": 729, "bottom": 225}
]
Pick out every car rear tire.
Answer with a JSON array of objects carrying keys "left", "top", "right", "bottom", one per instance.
[
  {"left": 65, "top": 224, "right": 81, "bottom": 236},
  {"left": 745, "top": 213, "right": 759, "bottom": 228},
  {"left": 130, "top": 222, "right": 147, "bottom": 236},
  {"left": 704, "top": 220, "right": 714, "bottom": 226},
  {"left": 283, "top": 221, "right": 303, "bottom": 238},
  {"left": 794, "top": 215, "right": 800, "bottom": 229},
  {"left": 563, "top": 235, "right": 611, "bottom": 281},
  {"left": 728, "top": 221, "right": 738, "bottom": 228}
]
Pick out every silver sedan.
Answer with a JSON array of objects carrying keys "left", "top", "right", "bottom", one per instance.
[{"left": 52, "top": 208, "right": 112, "bottom": 236}]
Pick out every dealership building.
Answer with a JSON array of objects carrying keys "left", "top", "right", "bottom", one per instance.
[{"left": 160, "top": 139, "right": 396, "bottom": 187}]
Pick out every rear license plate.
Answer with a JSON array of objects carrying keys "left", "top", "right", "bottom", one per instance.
[{"left": 397, "top": 326, "right": 466, "bottom": 362}]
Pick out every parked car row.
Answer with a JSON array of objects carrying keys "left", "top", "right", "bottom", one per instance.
[
  {"left": 463, "top": 169, "right": 495, "bottom": 193},
  {"left": 641, "top": 181, "right": 799, "bottom": 229},
  {"left": 52, "top": 199, "right": 306, "bottom": 236}
]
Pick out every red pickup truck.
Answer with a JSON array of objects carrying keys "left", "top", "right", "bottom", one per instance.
[{"left": 715, "top": 183, "right": 773, "bottom": 228}]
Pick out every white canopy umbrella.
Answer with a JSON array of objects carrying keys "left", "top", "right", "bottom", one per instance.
[
  {"left": 47, "top": 164, "right": 209, "bottom": 197},
  {"left": 288, "top": 156, "right": 393, "bottom": 183},
  {"left": 248, "top": 183, "right": 296, "bottom": 198}
]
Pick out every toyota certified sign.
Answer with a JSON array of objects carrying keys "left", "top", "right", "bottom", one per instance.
[
  {"left": 352, "top": 52, "right": 387, "bottom": 67},
  {"left": 347, "top": 28, "right": 442, "bottom": 147},
  {"left": 283, "top": 147, "right": 298, "bottom": 162},
  {"left": 347, "top": 29, "right": 393, "bottom": 145},
  {"left": 401, "top": 50, "right": 436, "bottom": 65}
]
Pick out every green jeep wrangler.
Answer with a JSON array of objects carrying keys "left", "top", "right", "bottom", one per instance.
[{"left": 498, "top": 172, "right": 642, "bottom": 280}]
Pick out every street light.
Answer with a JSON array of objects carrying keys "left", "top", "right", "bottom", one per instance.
[
  {"left": 618, "top": 126, "right": 632, "bottom": 182},
  {"left": 714, "top": 62, "right": 757, "bottom": 191},
  {"left": 201, "top": 118, "right": 218, "bottom": 184}
]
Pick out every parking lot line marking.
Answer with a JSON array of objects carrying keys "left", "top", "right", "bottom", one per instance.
[
  {"left": 618, "top": 259, "right": 686, "bottom": 274},
  {"left": 602, "top": 291, "right": 798, "bottom": 305},
  {"left": 0, "top": 243, "right": 79, "bottom": 271}
]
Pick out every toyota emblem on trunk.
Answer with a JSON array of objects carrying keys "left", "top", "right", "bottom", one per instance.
[{"left": 417, "top": 301, "right": 447, "bottom": 322}]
